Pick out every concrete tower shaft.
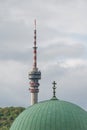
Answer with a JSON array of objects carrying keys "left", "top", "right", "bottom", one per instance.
[{"left": 29, "top": 20, "right": 41, "bottom": 105}]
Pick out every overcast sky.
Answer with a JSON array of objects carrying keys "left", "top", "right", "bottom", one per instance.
[{"left": 0, "top": 0, "right": 87, "bottom": 110}]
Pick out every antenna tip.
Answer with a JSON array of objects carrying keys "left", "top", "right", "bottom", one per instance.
[{"left": 34, "top": 19, "right": 36, "bottom": 29}]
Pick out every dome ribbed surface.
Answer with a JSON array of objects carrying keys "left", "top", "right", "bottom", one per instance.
[{"left": 10, "top": 99, "right": 87, "bottom": 130}]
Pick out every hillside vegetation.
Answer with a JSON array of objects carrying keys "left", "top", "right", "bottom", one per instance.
[{"left": 0, "top": 107, "right": 25, "bottom": 130}]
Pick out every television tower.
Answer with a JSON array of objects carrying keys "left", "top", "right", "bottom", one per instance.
[{"left": 29, "top": 20, "right": 41, "bottom": 105}]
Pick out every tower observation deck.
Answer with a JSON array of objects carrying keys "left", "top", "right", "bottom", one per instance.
[{"left": 28, "top": 20, "right": 41, "bottom": 105}]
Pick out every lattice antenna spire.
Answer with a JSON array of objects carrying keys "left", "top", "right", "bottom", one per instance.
[
  {"left": 33, "top": 19, "right": 37, "bottom": 69},
  {"left": 34, "top": 19, "right": 36, "bottom": 29}
]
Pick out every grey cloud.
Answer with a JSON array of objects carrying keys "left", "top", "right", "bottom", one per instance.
[
  {"left": 0, "top": 21, "right": 31, "bottom": 45},
  {"left": 0, "top": 50, "right": 30, "bottom": 62},
  {"left": 39, "top": 64, "right": 87, "bottom": 110},
  {"left": 0, "top": 0, "right": 87, "bottom": 110},
  {"left": 0, "top": 59, "right": 87, "bottom": 109},
  {"left": 39, "top": 42, "right": 85, "bottom": 63}
]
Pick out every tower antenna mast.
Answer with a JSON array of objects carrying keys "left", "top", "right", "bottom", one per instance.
[
  {"left": 33, "top": 19, "right": 37, "bottom": 69},
  {"left": 29, "top": 20, "right": 41, "bottom": 105}
]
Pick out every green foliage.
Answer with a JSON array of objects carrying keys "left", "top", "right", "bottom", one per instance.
[{"left": 0, "top": 107, "right": 25, "bottom": 130}]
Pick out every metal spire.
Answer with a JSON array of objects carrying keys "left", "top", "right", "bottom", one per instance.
[{"left": 52, "top": 81, "right": 57, "bottom": 97}]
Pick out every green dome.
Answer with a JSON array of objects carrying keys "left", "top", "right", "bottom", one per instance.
[{"left": 10, "top": 98, "right": 87, "bottom": 130}]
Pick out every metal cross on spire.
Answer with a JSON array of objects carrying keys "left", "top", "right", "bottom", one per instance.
[{"left": 52, "top": 81, "right": 57, "bottom": 97}]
